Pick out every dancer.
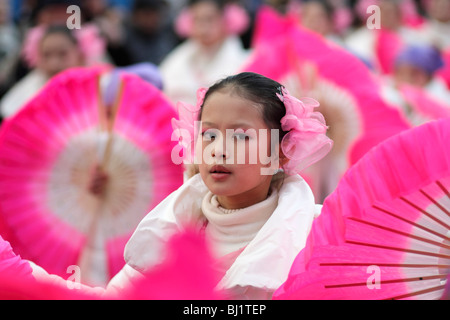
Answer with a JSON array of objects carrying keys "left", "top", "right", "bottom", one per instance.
[
  {"left": 106, "top": 71, "right": 333, "bottom": 299},
  {"left": 0, "top": 23, "right": 105, "bottom": 119},
  {"left": 4, "top": 71, "right": 332, "bottom": 299}
]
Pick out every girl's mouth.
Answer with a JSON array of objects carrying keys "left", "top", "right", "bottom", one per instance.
[{"left": 210, "top": 165, "right": 231, "bottom": 180}]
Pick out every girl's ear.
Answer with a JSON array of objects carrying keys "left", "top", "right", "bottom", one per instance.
[{"left": 278, "top": 148, "right": 289, "bottom": 169}]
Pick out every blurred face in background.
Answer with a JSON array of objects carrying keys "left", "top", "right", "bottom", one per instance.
[
  {"left": 38, "top": 32, "right": 84, "bottom": 77},
  {"left": 428, "top": 0, "right": 450, "bottom": 23},
  {"left": 379, "top": 0, "right": 402, "bottom": 30},
  {"left": 394, "top": 64, "right": 431, "bottom": 88},
  {"left": 190, "top": 1, "right": 227, "bottom": 48},
  {"left": 0, "top": 0, "right": 11, "bottom": 25},
  {"left": 133, "top": 8, "right": 163, "bottom": 35},
  {"left": 300, "top": 1, "right": 333, "bottom": 36},
  {"left": 36, "top": 5, "right": 72, "bottom": 25}
]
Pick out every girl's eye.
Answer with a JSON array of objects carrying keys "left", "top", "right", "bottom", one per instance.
[
  {"left": 233, "top": 133, "right": 250, "bottom": 141},
  {"left": 202, "top": 130, "right": 217, "bottom": 140}
]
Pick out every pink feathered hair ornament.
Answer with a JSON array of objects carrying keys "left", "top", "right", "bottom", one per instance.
[
  {"left": 175, "top": 3, "right": 250, "bottom": 38},
  {"left": 277, "top": 87, "right": 333, "bottom": 175},
  {"left": 171, "top": 87, "right": 207, "bottom": 164},
  {"left": 21, "top": 23, "right": 106, "bottom": 68}
]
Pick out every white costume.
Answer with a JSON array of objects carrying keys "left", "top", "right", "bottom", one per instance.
[
  {"left": 0, "top": 70, "right": 48, "bottom": 119},
  {"left": 107, "top": 173, "right": 322, "bottom": 299},
  {"left": 159, "top": 36, "right": 250, "bottom": 106}
]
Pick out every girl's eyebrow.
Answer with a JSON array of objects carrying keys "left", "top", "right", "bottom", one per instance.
[{"left": 201, "top": 121, "right": 255, "bottom": 129}]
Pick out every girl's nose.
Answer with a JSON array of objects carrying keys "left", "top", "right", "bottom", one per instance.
[{"left": 211, "top": 137, "right": 229, "bottom": 159}]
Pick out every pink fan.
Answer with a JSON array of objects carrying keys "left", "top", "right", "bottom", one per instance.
[
  {"left": 0, "top": 66, "right": 183, "bottom": 285},
  {"left": 437, "top": 48, "right": 450, "bottom": 90},
  {"left": 374, "top": 29, "right": 405, "bottom": 75},
  {"left": 275, "top": 118, "right": 450, "bottom": 300},
  {"left": 244, "top": 12, "right": 410, "bottom": 200},
  {"left": 118, "top": 228, "right": 223, "bottom": 300},
  {"left": 0, "top": 235, "right": 33, "bottom": 281}
]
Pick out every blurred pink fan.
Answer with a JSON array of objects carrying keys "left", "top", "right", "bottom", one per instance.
[
  {"left": 0, "top": 235, "right": 33, "bottom": 281},
  {"left": 374, "top": 29, "right": 405, "bottom": 75},
  {"left": 275, "top": 118, "right": 450, "bottom": 300},
  {"left": 0, "top": 66, "right": 183, "bottom": 285},
  {"left": 399, "top": 83, "right": 450, "bottom": 125},
  {"left": 0, "top": 235, "right": 97, "bottom": 299},
  {"left": 119, "top": 228, "right": 223, "bottom": 300},
  {"left": 244, "top": 13, "right": 410, "bottom": 200},
  {"left": 251, "top": 5, "right": 298, "bottom": 49},
  {"left": 437, "top": 48, "right": 450, "bottom": 90}
]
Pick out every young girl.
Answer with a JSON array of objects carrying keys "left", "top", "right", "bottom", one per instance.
[
  {"left": 15, "top": 71, "right": 331, "bottom": 299},
  {"left": 105, "top": 72, "right": 333, "bottom": 299},
  {"left": 0, "top": 23, "right": 105, "bottom": 119}
]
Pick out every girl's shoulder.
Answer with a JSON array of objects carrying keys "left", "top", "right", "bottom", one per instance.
[{"left": 123, "top": 174, "right": 208, "bottom": 272}]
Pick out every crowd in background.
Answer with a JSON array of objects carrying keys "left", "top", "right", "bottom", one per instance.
[{"left": 1, "top": 0, "right": 449, "bottom": 120}]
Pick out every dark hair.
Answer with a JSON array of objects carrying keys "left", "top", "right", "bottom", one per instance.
[
  {"left": 41, "top": 24, "right": 78, "bottom": 46},
  {"left": 188, "top": 0, "right": 227, "bottom": 10},
  {"left": 302, "top": 0, "right": 334, "bottom": 19},
  {"left": 133, "top": 0, "right": 168, "bottom": 11},
  {"left": 199, "top": 72, "right": 288, "bottom": 142}
]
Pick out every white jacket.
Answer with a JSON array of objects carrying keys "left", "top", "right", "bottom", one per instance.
[{"left": 108, "top": 173, "right": 321, "bottom": 299}]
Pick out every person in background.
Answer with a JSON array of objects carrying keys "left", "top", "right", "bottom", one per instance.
[
  {"left": 113, "top": 0, "right": 180, "bottom": 66},
  {"left": 382, "top": 43, "right": 450, "bottom": 125},
  {"left": 0, "top": 0, "right": 21, "bottom": 110},
  {"left": 159, "top": 0, "right": 250, "bottom": 106},
  {"left": 0, "top": 23, "right": 105, "bottom": 119},
  {"left": 296, "top": 0, "right": 346, "bottom": 46},
  {"left": 418, "top": 0, "right": 450, "bottom": 49},
  {"left": 345, "top": 0, "right": 420, "bottom": 73},
  {"left": 80, "top": 0, "right": 128, "bottom": 66}
]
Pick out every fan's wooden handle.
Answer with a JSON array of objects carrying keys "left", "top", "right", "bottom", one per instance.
[{"left": 97, "top": 74, "right": 125, "bottom": 170}]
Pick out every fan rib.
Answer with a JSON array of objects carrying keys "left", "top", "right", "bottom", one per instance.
[
  {"left": 347, "top": 217, "right": 450, "bottom": 250},
  {"left": 372, "top": 205, "right": 450, "bottom": 241},
  {"left": 320, "top": 263, "right": 450, "bottom": 268},
  {"left": 324, "top": 274, "right": 448, "bottom": 289},
  {"left": 400, "top": 196, "right": 450, "bottom": 230},
  {"left": 419, "top": 188, "right": 450, "bottom": 218},
  {"left": 345, "top": 240, "right": 450, "bottom": 260},
  {"left": 436, "top": 181, "right": 450, "bottom": 198},
  {"left": 385, "top": 284, "right": 446, "bottom": 300}
]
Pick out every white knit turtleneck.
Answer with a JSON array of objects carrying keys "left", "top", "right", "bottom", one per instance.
[{"left": 201, "top": 189, "right": 279, "bottom": 258}]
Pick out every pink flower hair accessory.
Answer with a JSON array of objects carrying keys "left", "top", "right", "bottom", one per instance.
[
  {"left": 21, "top": 23, "right": 106, "bottom": 68},
  {"left": 171, "top": 87, "right": 207, "bottom": 164},
  {"left": 277, "top": 87, "right": 333, "bottom": 175}
]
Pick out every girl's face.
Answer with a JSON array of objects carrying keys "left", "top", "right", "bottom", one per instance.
[
  {"left": 197, "top": 90, "right": 277, "bottom": 210},
  {"left": 190, "top": 1, "right": 227, "bottom": 48},
  {"left": 38, "top": 32, "right": 83, "bottom": 77}
]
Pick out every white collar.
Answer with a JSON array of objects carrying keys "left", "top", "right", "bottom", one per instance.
[{"left": 201, "top": 189, "right": 278, "bottom": 257}]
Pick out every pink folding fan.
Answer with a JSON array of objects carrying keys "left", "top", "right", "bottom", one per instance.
[
  {"left": 275, "top": 118, "right": 450, "bottom": 300},
  {"left": 0, "top": 66, "right": 183, "bottom": 285}
]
